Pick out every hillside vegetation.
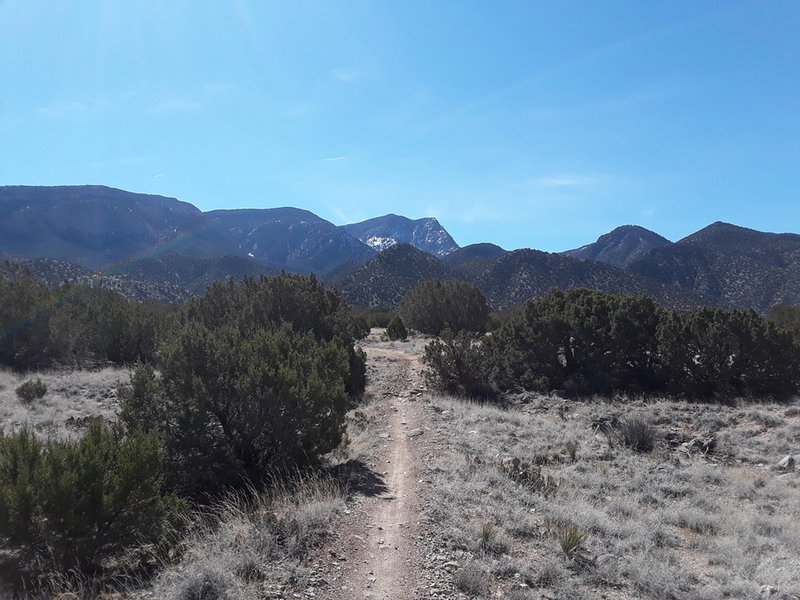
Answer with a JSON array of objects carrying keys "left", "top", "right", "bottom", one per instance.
[
  {"left": 424, "top": 288, "right": 800, "bottom": 400},
  {"left": 0, "top": 273, "right": 365, "bottom": 594},
  {"left": 1, "top": 273, "right": 799, "bottom": 599}
]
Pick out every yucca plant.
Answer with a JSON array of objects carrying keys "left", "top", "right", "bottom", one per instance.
[
  {"left": 557, "top": 524, "right": 588, "bottom": 559},
  {"left": 479, "top": 522, "right": 497, "bottom": 552},
  {"left": 565, "top": 440, "right": 579, "bottom": 462}
]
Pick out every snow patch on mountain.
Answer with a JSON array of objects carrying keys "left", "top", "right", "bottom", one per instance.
[{"left": 365, "top": 236, "right": 397, "bottom": 252}]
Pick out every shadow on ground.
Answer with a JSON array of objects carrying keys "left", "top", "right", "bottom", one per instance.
[{"left": 330, "top": 459, "right": 390, "bottom": 497}]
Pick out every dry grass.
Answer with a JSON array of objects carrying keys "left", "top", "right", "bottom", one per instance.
[
  {"left": 139, "top": 473, "right": 346, "bottom": 600},
  {"left": 423, "top": 394, "right": 800, "bottom": 600},
  {"left": 0, "top": 366, "right": 128, "bottom": 438}
]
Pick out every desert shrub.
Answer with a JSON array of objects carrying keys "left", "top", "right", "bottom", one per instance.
[
  {"left": 48, "top": 285, "right": 168, "bottom": 365},
  {"left": 15, "top": 378, "right": 47, "bottom": 402},
  {"left": 386, "top": 315, "right": 408, "bottom": 341},
  {"left": 0, "top": 273, "right": 170, "bottom": 369},
  {"left": 358, "top": 307, "right": 394, "bottom": 328},
  {"left": 399, "top": 279, "right": 490, "bottom": 335},
  {"left": 658, "top": 307, "right": 800, "bottom": 398},
  {"left": 486, "top": 289, "right": 662, "bottom": 394},
  {"left": 500, "top": 456, "right": 558, "bottom": 497},
  {"left": 0, "top": 275, "right": 53, "bottom": 369},
  {"left": 178, "top": 274, "right": 365, "bottom": 399},
  {"left": 565, "top": 440, "right": 579, "bottom": 462},
  {"left": 172, "top": 566, "right": 237, "bottom": 600},
  {"left": 181, "top": 273, "right": 353, "bottom": 342},
  {"left": 483, "top": 288, "right": 800, "bottom": 399},
  {"left": 766, "top": 304, "right": 800, "bottom": 344},
  {"left": 0, "top": 423, "right": 186, "bottom": 585},
  {"left": 454, "top": 564, "right": 490, "bottom": 597},
  {"left": 423, "top": 330, "right": 496, "bottom": 399},
  {"left": 121, "top": 324, "right": 351, "bottom": 496},
  {"left": 350, "top": 314, "right": 370, "bottom": 339},
  {"left": 619, "top": 418, "right": 656, "bottom": 452}
]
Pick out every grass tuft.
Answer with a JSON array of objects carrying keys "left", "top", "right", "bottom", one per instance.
[
  {"left": 557, "top": 524, "right": 588, "bottom": 559},
  {"left": 454, "top": 564, "right": 490, "bottom": 597},
  {"left": 619, "top": 417, "right": 657, "bottom": 453},
  {"left": 565, "top": 440, "right": 579, "bottom": 461}
]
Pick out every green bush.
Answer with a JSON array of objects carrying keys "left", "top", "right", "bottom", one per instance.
[
  {"left": 48, "top": 285, "right": 168, "bottom": 365},
  {"left": 358, "top": 308, "right": 394, "bottom": 329},
  {"left": 481, "top": 288, "right": 800, "bottom": 400},
  {"left": 766, "top": 304, "right": 800, "bottom": 344},
  {"left": 0, "top": 276, "right": 53, "bottom": 369},
  {"left": 179, "top": 274, "right": 365, "bottom": 399},
  {"left": 0, "top": 423, "right": 186, "bottom": 583},
  {"left": 423, "top": 330, "right": 496, "bottom": 399},
  {"left": 487, "top": 289, "right": 662, "bottom": 394},
  {"left": 182, "top": 274, "right": 354, "bottom": 343},
  {"left": 658, "top": 307, "right": 800, "bottom": 398},
  {"left": 0, "top": 273, "right": 170, "bottom": 369},
  {"left": 351, "top": 314, "right": 371, "bottom": 339},
  {"left": 15, "top": 378, "right": 47, "bottom": 402},
  {"left": 399, "top": 279, "right": 490, "bottom": 336},
  {"left": 386, "top": 315, "right": 408, "bottom": 341},
  {"left": 121, "top": 324, "right": 351, "bottom": 495}
]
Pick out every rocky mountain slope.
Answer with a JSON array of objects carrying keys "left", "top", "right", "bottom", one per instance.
[
  {"left": 563, "top": 224, "right": 672, "bottom": 267},
  {"left": 206, "top": 208, "right": 375, "bottom": 274},
  {"left": 442, "top": 243, "right": 509, "bottom": 280},
  {"left": 626, "top": 222, "right": 800, "bottom": 312},
  {"left": 0, "top": 186, "right": 232, "bottom": 269},
  {"left": 334, "top": 244, "right": 462, "bottom": 308},
  {"left": 470, "top": 248, "right": 709, "bottom": 310},
  {"left": 3, "top": 186, "right": 800, "bottom": 313},
  {"left": 334, "top": 243, "right": 708, "bottom": 310},
  {"left": 0, "top": 255, "right": 191, "bottom": 304},
  {"left": 0, "top": 187, "right": 463, "bottom": 276},
  {"left": 108, "top": 254, "right": 279, "bottom": 296},
  {"left": 343, "top": 214, "right": 459, "bottom": 257}
]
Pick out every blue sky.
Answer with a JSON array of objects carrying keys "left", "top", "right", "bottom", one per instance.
[{"left": 1, "top": 1, "right": 798, "bottom": 252}]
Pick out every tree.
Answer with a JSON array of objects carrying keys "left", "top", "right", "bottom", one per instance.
[
  {"left": 0, "top": 423, "right": 185, "bottom": 580},
  {"left": 0, "top": 276, "right": 53, "bottom": 369},
  {"left": 351, "top": 314, "right": 371, "bottom": 339},
  {"left": 423, "top": 330, "right": 496, "bottom": 399},
  {"left": 766, "top": 304, "right": 800, "bottom": 344},
  {"left": 386, "top": 315, "right": 408, "bottom": 341},
  {"left": 486, "top": 289, "right": 661, "bottom": 394},
  {"left": 658, "top": 308, "right": 800, "bottom": 398},
  {"left": 178, "top": 274, "right": 366, "bottom": 399},
  {"left": 121, "top": 324, "right": 351, "bottom": 495},
  {"left": 398, "top": 280, "right": 490, "bottom": 336}
]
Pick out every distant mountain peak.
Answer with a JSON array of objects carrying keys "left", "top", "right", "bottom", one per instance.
[
  {"left": 343, "top": 214, "right": 459, "bottom": 257},
  {"left": 562, "top": 225, "right": 671, "bottom": 268},
  {"left": 678, "top": 221, "right": 800, "bottom": 247}
]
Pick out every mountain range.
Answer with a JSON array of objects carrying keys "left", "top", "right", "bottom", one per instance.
[{"left": 1, "top": 185, "right": 798, "bottom": 313}]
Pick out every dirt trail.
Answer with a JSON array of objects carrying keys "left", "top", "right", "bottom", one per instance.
[{"left": 318, "top": 337, "right": 437, "bottom": 600}]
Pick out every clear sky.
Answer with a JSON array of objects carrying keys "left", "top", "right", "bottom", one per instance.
[{"left": 1, "top": 1, "right": 798, "bottom": 252}]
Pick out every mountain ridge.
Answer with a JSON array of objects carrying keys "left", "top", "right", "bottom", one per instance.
[
  {"left": 562, "top": 224, "right": 672, "bottom": 267},
  {"left": 2, "top": 186, "right": 799, "bottom": 313},
  {"left": 343, "top": 214, "right": 459, "bottom": 257}
]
